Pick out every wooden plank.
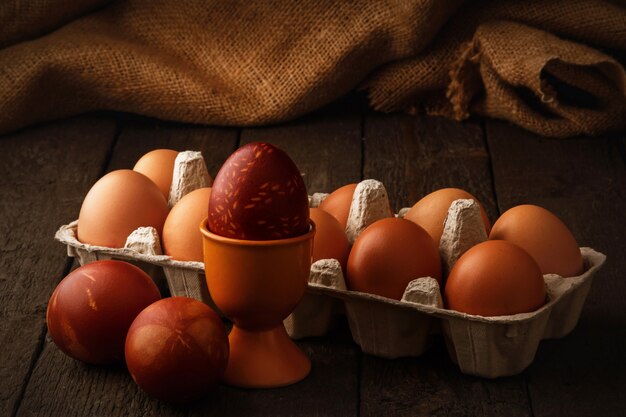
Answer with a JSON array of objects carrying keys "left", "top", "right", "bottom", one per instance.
[
  {"left": 360, "top": 113, "right": 531, "bottom": 417},
  {"left": 189, "top": 328, "right": 359, "bottom": 416},
  {"left": 0, "top": 116, "right": 116, "bottom": 417},
  {"left": 363, "top": 113, "right": 498, "bottom": 221},
  {"left": 486, "top": 121, "right": 626, "bottom": 417},
  {"left": 16, "top": 120, "right": 238, "bottom": 417}
]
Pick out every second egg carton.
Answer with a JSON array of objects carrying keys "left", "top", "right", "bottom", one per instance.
[{"left": 287, "top": 180, "right": 605, "bottom": 378}]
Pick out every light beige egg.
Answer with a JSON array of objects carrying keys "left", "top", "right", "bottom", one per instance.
[
  {"left": 405, "top": 188, "right": 491, "bottom": 245},
  {"left": 489, "top": 204, "right": 583, "bottom": 277},
  {"left": 133, "top": 149, "right": 179, "bottom": 199},
  {"left": 163, "top": 188, "right": 212, "bottom": 262},
  {"left": 77, "top": 170, "right": 169, "bottom": 248}
]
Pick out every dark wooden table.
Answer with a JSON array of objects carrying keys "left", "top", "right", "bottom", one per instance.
[{"left": 2, "top": 95, "right": 625, "bottom": 417}]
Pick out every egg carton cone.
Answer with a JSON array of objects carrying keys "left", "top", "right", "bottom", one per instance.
[
  {"left": 286, "top": 187, "right": 606, "bottom": 377},
  {"left": 55, "top": 150, "right": 217, "bottom": 307}
]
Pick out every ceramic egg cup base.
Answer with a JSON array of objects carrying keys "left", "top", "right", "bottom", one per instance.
[{"left": 225, "top": 325, "right": 310, "bottom": 388}]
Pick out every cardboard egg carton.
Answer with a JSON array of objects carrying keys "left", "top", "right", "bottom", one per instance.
[
  {"left": 55, "top": 153, "right": 606, "bottom": 378},
  {"left": 55, "top": 151, "right": 219, "bottom": 311},
  {"left": 289, "top": 180, "right": 606, "bottom": 378}
]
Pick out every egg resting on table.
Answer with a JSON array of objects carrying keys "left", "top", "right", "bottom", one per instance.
[
  {"left": 46, "top": 260, "right": 161, "bottom": 364},
  {"left": 125, "top": 297, "right": 229, "bottom": 403},
  {"left": 208, "top": 142, "right": 309, "bottom": 240}
]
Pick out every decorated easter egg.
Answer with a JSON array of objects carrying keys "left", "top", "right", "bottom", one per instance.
[
  {"left": 208, "top": 142, "right": 309, "bottom": 240},
  {"left": 46, "top": 260, "right": 161, "bottom": 364}
]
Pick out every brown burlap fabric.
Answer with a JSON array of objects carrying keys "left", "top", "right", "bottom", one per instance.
[{"left": 1, "top": 0, "right": 625, "bottom": 137}]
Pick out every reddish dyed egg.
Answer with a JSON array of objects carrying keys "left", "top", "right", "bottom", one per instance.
[
  {"left": 46, "top": 260, "right": 161, "bottom": 364},
  {"left": 318, "top": 183, "right": 357, "bottom": 230},
  {"left": 208, "top": 142, "right": 309, "bottom": 240},
  {"left": 489, "top": 205, "right": 583, "bottom": 277},
  {"left": 347, "top": 218, "right": 441, "bottom": 300},
  {"left": 125, "top": 297, "right": 229, "bottom": 403},
  {"left": 310, "top": 208, "right": 350, "bottom": 274},
  {"left": 444, "top": 240, "right": 546, "bottom": 316}
]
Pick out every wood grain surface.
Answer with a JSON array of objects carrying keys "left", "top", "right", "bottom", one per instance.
[
  {"left": 0, "top": 116, "right": 116, "bottom": 417},
  {"left": 1, "top": 103, "right": 624, "bottom": 417}
]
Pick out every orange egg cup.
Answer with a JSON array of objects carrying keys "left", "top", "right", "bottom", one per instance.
[{"left": 200, "top": 218, "right": 315, "bottom": 388}]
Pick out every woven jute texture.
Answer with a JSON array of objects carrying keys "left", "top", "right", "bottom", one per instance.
[{"left": 1, "top": 0, "right": 625, "bottom": 137}]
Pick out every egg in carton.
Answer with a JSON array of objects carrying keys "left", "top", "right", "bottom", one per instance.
[
  {"left": 286, "top": 180, "right": 606, "bottom": 377},
  {"left": 55, "top": 151, "right": 219, "bottom": 310}
]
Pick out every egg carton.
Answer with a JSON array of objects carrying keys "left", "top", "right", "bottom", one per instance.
[
  {"left": 56, "top": 157, "right": 605, "bottom": 378},
  {"left": 286, "top": 180, "right": 606, "bottom": 378},
  {"left": 55, "top": 151, "right": 221, "bottom": 312}
]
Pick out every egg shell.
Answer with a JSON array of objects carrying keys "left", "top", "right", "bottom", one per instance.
[
  {"left": 405, "top": 188, "right": 491, "bottom": 245},
  {"left": 318, "top": 183, "right": 357, "bottom": 230},
  {"left": 444, "top": 240, "right": 546, "bottom": 316},
  {"left": 77, "top": 170, "right": 169, "bottom": 248},
  {"left": 489, "top": 204, "right": 583, "bottom": 277},
  {"left": 208, "top": 142, "right": 309, "bottom": 240},
  {"left": 163, "top": 188, "right": 212, "bottom": 262},
  {"left": 133, "top": 149, "right": 179, "bottom": 199},
  {"left": 46, "top": 260, "right": 161, "bottom": 364},
  {"left": 125, "top": 297, "right": 229, "bottom": 403},
  {"left": 347, "top": 218, "right": 441, "bottom": 300},
  {"left": 309, "top": 208, "right": 350, "bottom": 274}
]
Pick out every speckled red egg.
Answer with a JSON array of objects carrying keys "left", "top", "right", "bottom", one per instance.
[
  {"left": 347, "top": 218, "right": 441, "bottom": 300},
  {"left": 125, "top": 297, "right": 229, "bottom": 403},
  {"left": 46, "top": 260, "right": 161, "bottom": 364},
  {"left": 208, "top": 142, "right": 309, "bottom": 240}
]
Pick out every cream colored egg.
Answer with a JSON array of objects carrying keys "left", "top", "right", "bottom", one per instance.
[
  {"left": 489, "top": 204, "right": 583, "bottom": 277},
  {"left": 77, "top": 170, "right": 169, "bottom": 248},
  {"left": 163, "top": 188, "right": 211, "bottom": 262},
  {"left": 133, "top": 149, "right": 179, "bottom": 199}
]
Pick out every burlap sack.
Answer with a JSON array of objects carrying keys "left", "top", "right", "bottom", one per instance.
[{"left": 0, "top": 0, "right": 624, "bottom": 137}]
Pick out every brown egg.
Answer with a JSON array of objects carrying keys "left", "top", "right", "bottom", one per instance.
[
  {"left": 125, "top": 297, "right": 229, "bottom": 403},
  {"left": 77, "top": 170, "right": 169, "bottom": 248},
  {"left": 445, "top": 240, "right": 546, "bottom": 316},
  {"left": 133, "top": 149, "right": 179, "bottom": 199},
  {"left": 489, "top": 204, "right": 583, "bottom": 277},
  {"left": 404, "top": 188, "right": 491, "bottom": 245},
  {"left": 163, "top": 188, "right": 211, "bottom": 262},
  {"left": 310, "top": 208, "right": 350, "bottom": 274},
  {"left": 46, "top": 260, "right": 161, "bottom": 364},
  {"left": 347, "top": 218, "right": 441, "bottom": 300},
  {"left": 208, "top": 142, "right": 309, "bottom": 240},
  {"left": 318, "top": 183, "right": 357, "bottom": 230}
]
